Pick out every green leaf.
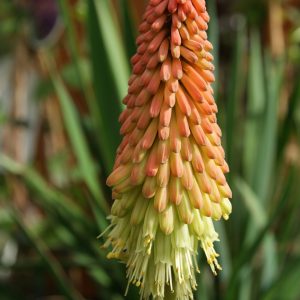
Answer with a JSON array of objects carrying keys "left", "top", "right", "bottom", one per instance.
[
  {"left": 61, "top": 59, "right": 92, "bottom": 89},
  {"left": 253, "top": 55, "right": 284, "bottom": 203},
  {"left": 261, "top": 259, "right": 300, "bottom": 300},
  {"left": 72, "top": 254, "right": 111, "bottom": 287},
  {"left": 90, "top": 0, "right": 129, "bottom": 102},
  {"left": 0, "top": 155, "right": 90, "bottom": 228},
  {"left": 235, "top": 177, "right": 279, "bottom": 288},
  {"left": 59, "top": 0, "right": 115, "bottom": 172},
  {"left": 244, "top": 29, "right": 266, "bottom": 183},
  {"left": 118, "top": 0, "right": 137, "bottom": 60},
  {"left": 214, "top": 221, "right": 232, "bottom": 283},
  {"left": 0, "top": 159, "right": 106, "bottom": 267},
  {"left": 6, "top": 205, "right": 84, "bottom": 300},
  {"left": 59, "top": 0, "right": 90, "bottom": 91},
  {"left": 87, "top": 0, "right": 128, "bottom": 171},
  {"left": 235, "top": 177, "right": 266, "bottom": 228},
  {"left": 225, "top": 173, "right": 293, "bottom": 300},
  {"left": 226, "top": 19, "right": 247, "bottom": 170},
  {"left": 277, "top": 73, "right": 300, "bottom": 160},
  {"left": 51, "top": 73, "right": 109, "bottom": 219},
  {"left": 251, "top": 54, "right": 284, "bottom": 288}
]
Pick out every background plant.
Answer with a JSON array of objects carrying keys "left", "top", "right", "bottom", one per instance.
[{"left": 0, "top": 0, "right": 300, "bottom": 299}]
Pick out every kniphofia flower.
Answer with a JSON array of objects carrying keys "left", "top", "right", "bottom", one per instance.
[{"left": 103, "top": 0, "right": 232, "bottom": 299}]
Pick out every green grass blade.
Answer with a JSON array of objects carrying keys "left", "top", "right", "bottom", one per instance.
[
  {"left": 244, "top": 29, "right": 266, "bottom": 183},
  {"left": 226, "top": 173, "right": 293, "bottom": 300},
  {"left": 214, "top": 221, "right": 232, "bottom": 283},
  {"left": 195, "top": 272, "right": 209, "bottom": 300},
  {"left": 118, "top": 0, "right": 137, "bottom": 60},
  {"left": 253, "top": 55, "right": 284, "bottom": 203},
  {"left": 0, "top": 155, "right": 114, "bottom": 287},
  {"left": 238, "top": 268, "right": 252, "bottom": 300},
  {"left": 59, "top": 0, "right": 88, "bottom": 94},
  {"left": 87, "top": 0, "right": 127, "bottom": 170},
  {"left": 51, "top": 73, "right": 109, "bottom": 217},
  {"left": 90, "top": 0, "right": 129, "bottom": 102},
  {"left": 261, "top": 259, "right": 300, "bottom": 300},
  {"left": 226, "top": 19, "right": 247, "bottom": 170},
  {"left": 0, "top": 155, "right": 91, "bottom": 228},
  {"left": 277, "top": 73, "right": 300, "bottom": 160},
  {"left": 277, "top": 167, "right": 299, "bottom": 247},
  {"left": 235, "top": 177, "right": 279, "bottom": 288},
  {"left": 251, "top": 54, "right": 284, "bottom": 288},
  {"left": 59, "top": 0, "right": 114, "bottom": 173},
  {"left": 6, "top": 205, "right": 84, "bottom": 300},
  {"left": 235, "top": 177, "right": 266, "bottom": 228}
]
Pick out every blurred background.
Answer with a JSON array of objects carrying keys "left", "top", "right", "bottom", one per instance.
[{"left": 0, "top": 0, "right": 300, "bottom": 299}]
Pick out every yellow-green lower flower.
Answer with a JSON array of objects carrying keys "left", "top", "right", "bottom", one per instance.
[
  {"left": 102, "top": 0, "right": 232, "bottom": 299},
  {"left": 105, "top": 206, "right": 222, "bottom": 298}
]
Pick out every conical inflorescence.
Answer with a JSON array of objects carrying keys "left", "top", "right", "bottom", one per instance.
[{"left": 103, "top": 0, "right": 232, "bottom": 299}]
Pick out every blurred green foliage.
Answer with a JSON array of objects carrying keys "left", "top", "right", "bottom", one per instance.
[{"left": 0, "top": 0, "right": 300, "bottom": 299}]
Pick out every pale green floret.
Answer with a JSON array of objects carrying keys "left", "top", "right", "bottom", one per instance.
[
  {"left": 103, "top": 198, "right": 222, "bottom": 300},
  {"left": 221, "top": 198, "right": 232, "bottom": 220}
]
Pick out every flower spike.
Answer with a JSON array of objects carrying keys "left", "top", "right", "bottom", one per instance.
[{"left": 103, "top": 0, "right": 232, "bottom": 299}]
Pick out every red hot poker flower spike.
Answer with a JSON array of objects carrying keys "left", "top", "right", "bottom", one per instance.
[{"left": 103, "top": 1, "right": 232, "bottom": 299}]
